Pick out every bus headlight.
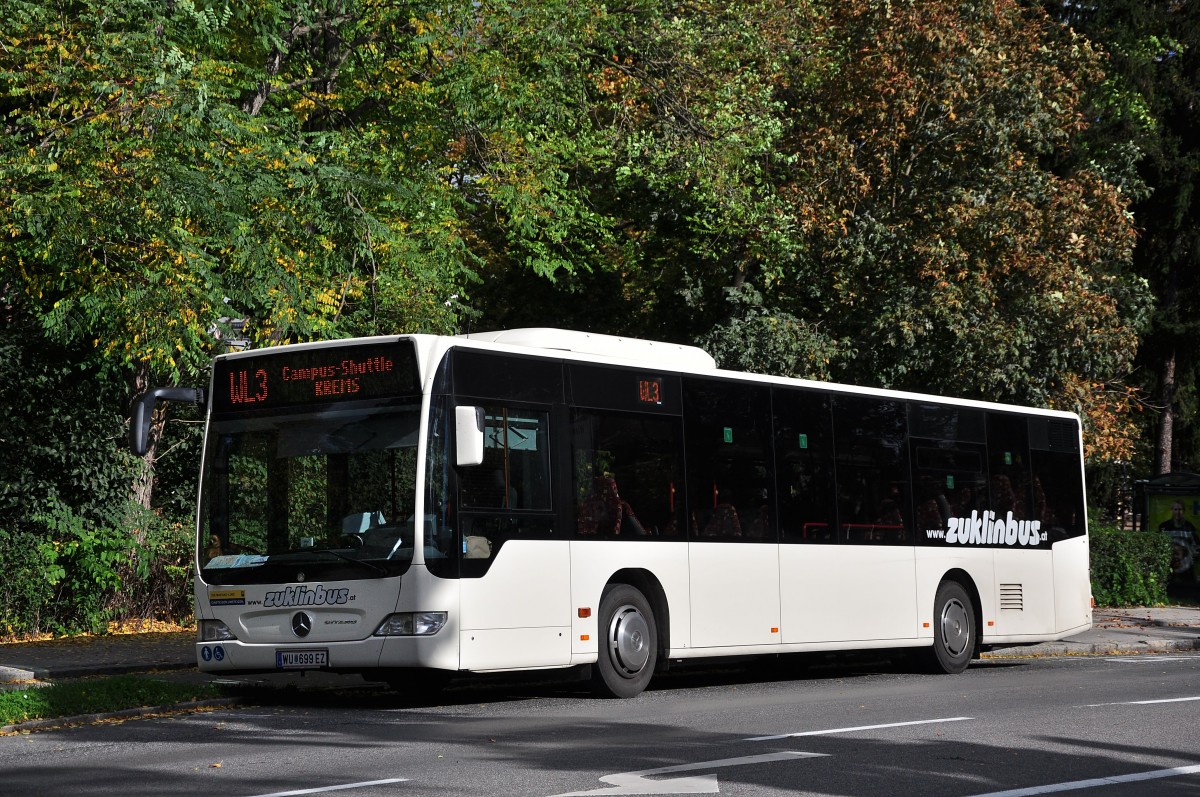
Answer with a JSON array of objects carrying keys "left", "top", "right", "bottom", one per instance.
[
  {"left": 374, "top": 612, "right": 448, "bottom": 636},
  {"left": 200, "top": 620, "right": 238, "bottom": 641}
]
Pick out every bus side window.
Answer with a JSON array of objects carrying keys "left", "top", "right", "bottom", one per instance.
[
  {"left": 1026, "top": 418, "right": 1085, "bottom": 542},
  {"left": 456, "top": 406, "right": 555, "bottom": 575},
  {"left": 571, "top": 411, "right": 683, "bottom": 538},
  {"left": 832, "top": 396, "right": 911, "bottom": 545},
  {"left": 682, "top": 378, "right": 773, "bottom": 543},
  {"left": 460, "top": 408, "right": 552, "bottom": 512},
  {"left": 773, "top": 389, "right": 836, "bottom": 544}
]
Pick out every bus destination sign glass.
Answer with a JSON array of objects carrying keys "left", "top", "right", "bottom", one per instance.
[
  {"left": 638, "top": 377, "right": 664, "bottom": 405},
  {"left": 212, "top": 342, "right": 419, "bottom": 415}
]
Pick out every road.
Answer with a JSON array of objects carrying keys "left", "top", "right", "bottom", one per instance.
[{"left": 4, "top": 652, "right": 1200, "bottom": 797}]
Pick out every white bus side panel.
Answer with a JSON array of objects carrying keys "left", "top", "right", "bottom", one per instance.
[
  {"left": 569, "top": 540, "right": 691, "bottom": 660},
  {"left": 689, "top": 543, "right": 781, "bottom": 648},
  {"left": 780, "top": 545, "right": 918, "bottom": 644},
  {"left": 991, "top": 549, "right": 1056, "bottom": 637},
  {"left": 1053, "top": 535, "right": 1092, "bottom": 637},
  {"left": 458, "top": 540, "right": 572, "bottom": 670}
]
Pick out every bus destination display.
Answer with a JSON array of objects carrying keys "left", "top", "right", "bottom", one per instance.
[{"left": 212, "top": 342, "right": 418, "bottom": 415}]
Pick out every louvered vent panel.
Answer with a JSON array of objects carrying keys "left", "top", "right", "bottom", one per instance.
[{"left": 999, "top": 583, "right": 1024, "bottom": 611}]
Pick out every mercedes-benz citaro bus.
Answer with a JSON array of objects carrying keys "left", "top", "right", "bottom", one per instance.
[{"left": 130, "top": 328, "right": 1091, "bottom": 698}]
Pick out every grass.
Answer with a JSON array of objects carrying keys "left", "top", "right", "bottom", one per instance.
[{"left": 0, "top": 675, "right": 225, "bottom": 728}]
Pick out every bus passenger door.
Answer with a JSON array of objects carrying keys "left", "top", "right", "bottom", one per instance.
[
  {"left": 682, "top": 378, "right": 781, "bottom": 649},
  {"left": 453, "top": 406, "right": 572, "bottom": 670},
  {"left": 776, "top": 392, "right": 918, "bottom": 644}
]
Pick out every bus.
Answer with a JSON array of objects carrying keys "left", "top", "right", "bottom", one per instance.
[{"left": 131, "top": 328, "right": 1092, "bottom": 698}]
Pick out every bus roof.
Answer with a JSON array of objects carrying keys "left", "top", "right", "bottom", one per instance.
[{"left": 458, "top": 328, "right": 718, "bottom": 372}]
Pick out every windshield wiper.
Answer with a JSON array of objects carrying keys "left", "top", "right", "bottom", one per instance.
[{"left": 305, "top": 548, "right": 389, "bottom": 576}]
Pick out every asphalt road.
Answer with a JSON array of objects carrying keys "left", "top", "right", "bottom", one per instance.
[{"left": 4, "top": 652, "right": 1200, "bottom": 797}]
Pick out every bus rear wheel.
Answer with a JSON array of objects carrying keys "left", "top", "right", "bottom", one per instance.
[
  {"left": 592, "top": 584, "right": 657, "bottom": 698},
  {"left": 925, "top": 580, "right": 975, "bottom": 674}
]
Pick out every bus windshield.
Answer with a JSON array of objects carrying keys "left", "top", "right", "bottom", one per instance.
[{"left": 198, "top": 404, "right": 423, "bottom": 584}]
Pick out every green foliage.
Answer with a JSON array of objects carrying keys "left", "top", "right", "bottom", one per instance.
[
  {"left": 107, "top": 505, "right": 196, "bottom": 627},
  {"left": 0, "top": 318, "right": 135, "bottom": 527},
  {"left": 700, "top": 285, "right": 845, "bottom": 380},
  {"left": 0, "top": 675, "right": 222, "bottom": 727},
  {"left": 0, "top": 500, "right": 195, "bottom": 638},
  {"left": 37, "top": 503, "right": 133, "bottom": 634},
  {"left": 0, "top": 528, "right": 58, "bottom": 637},
  {"left": 1, "top": 0, "right": 471, "bottom": 390},
  {"left": 1089, "top": 524, "right": 1172, "bottom": 607}
]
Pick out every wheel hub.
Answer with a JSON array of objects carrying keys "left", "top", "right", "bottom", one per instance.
[{"left": 610, "top": 605, "right": 650, "bottom": 677}]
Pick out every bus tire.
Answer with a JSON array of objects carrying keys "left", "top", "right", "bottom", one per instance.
[
  {"left": 592, "top": 583, "right": 657, "bottom": 698},
  {"left": 925, "top": 580, "right": 975, "bottom": 674}
]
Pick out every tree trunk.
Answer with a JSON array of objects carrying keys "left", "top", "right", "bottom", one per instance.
[
  {"left": 128, "top": 364, "right": 167, "bottom": 515},
  {"left": 1157, "top": 348, "right": 1176, "bottom": 476}
]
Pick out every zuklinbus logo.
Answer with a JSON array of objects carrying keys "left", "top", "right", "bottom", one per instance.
[
  {"left": 263, "top": 585, "right": 351, "bottom": 608},
  {"left": 925, "top": 510, "right": 1045, "bottom": 547}
]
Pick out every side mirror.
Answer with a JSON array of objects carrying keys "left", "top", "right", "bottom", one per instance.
[
  {"left": 455, "top": 406, "right": 485, "bottom": 467},
  {"left": 130, "top": 387, "right": 205, "bottom": 456}
]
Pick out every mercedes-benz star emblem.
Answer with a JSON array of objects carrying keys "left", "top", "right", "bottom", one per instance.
[{"left": 291, "top": 611, "right": 312, "bottom": 638}]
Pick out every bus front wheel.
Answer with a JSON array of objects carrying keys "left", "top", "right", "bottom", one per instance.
[
  {"left": 925, "top": 580, "right": 975, "bottom": 674},
  {"left": 592, "top": 583, "right": 657, "bottom": 698}
]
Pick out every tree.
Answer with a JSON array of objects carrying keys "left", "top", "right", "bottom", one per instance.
[
  {"left": 462, "top": 0, "right": 1150, "bottom": 461},
  {"left": 1, "top": 0, "right": 474, "bottom": 510},
  {"left": 1050, "top": 0, "right": 1200, "bottom": 475}
]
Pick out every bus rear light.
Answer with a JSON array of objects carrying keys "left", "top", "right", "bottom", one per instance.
[
  {"left": 200, "top": 620, "right": 238, "bottom": 642},
  {"left": 375, "top": 612, "right": 448, "bottom": 637}
]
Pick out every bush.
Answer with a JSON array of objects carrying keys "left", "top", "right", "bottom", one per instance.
[
  {"left": 0, "top": 502, "right": 196, "bottom": 639},
  {"left": 1090, "top": 524, "right": 1172, "bottom": 607},
  {"left": 37, "top": 502, "right": 131, "bottom": 635},
  {"left": 0, "top": 527, "right": 59, "bottom": 637},
  {"left": 109, "top": 505, "right": 195, "bottom": 626}
]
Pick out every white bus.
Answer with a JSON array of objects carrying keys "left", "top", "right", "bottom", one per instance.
[{"left": 132, "top": 328, "right": 1092, "bottom": 698}]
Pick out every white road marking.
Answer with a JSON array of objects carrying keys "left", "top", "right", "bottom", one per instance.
[
  {"left": 967, "top": 764, "right": 1200, "bottom": 796},
  {"left": 549, "top": 751, "right": 827, "bottom": 796},
  {"left": 744, "top": 716, "right": 973, "bottom": 741},
  {"left": 1104, "top": 656, "right": 1196, "bottom": 663},
  {"left": 1128, "top": 695, "right": 1200, "bottom": 704},
  {"left": 1082, "top": 695, "right": 1200, "bottom": 707},
  {"left": 249, "top": 778, "right": 409, "bottom": 797}
]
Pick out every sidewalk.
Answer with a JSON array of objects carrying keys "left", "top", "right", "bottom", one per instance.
[
  {"left": 2, "top": 607, "right": 1199, "bottom": 685},
  {"left": 0, "top": 631, "right": 195, "bottom": 684},
  {"left": 980, "top": 606, "right": 1200, "bottom": 659}
]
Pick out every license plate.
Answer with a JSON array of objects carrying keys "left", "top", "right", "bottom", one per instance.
[{"left": 276, "top": 649, "right": 328, "bottom": 669}]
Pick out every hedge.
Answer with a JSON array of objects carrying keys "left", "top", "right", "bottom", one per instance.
[{"left": 1090, "top": 524, "right": 1172, "bottom": 607}]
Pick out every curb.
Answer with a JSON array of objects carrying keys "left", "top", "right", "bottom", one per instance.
[
  {"left": 1, "top": 660, "right": 197, "bottom": 682},
  {"left": 0, "top": 697, "right": 244, "bottom": 736},
  {"left": 982, "top": 638, "right": 1200, "bottom": 659}
]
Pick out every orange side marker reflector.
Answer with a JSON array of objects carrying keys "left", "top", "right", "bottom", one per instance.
[
  {"left": 988, "top": 620, "right": 995, "bottom": 627},
  {"left": 771, "top": 627, "right": 779, "bottom": 634},
  {"left": 580, "top": 634, "right": 590, "bottom": 641},
  {"left": 578, "top": 608, "right": 591, "bottom": 618},
  {"left": 923, "top": 622, "right": 930, "bottom": 628}
]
